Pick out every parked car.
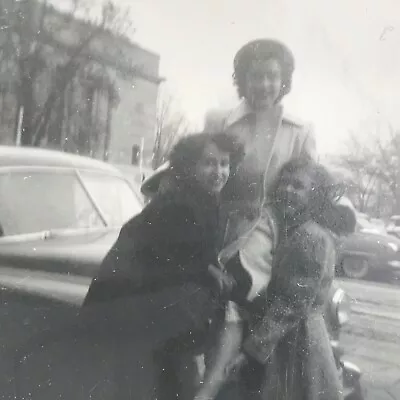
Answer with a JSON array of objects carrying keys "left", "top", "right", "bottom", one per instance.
[
  {"left": 0, "top": 146, "right": 144, "bottom": 396},
  {"left": 0, "top": 146, "right": 361, "bottom": 399},
  {"left": 337, "top": 211, "right": 400, "bottom": 280}
]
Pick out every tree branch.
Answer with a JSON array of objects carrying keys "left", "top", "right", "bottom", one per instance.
[{"left": 32, "top": 11, "right": 108, "bottom": 146}]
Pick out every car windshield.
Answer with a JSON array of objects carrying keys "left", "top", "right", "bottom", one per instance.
[{"left": 0, "top": 169, "right": 142, "bottom": 237}]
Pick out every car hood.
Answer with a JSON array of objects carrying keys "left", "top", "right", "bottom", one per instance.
[
  {"left": 0, "top": 228, "right": 120, "bottom": 278},
  {"left": 340, "top": 230, "right": 400, "bottom": 253}
]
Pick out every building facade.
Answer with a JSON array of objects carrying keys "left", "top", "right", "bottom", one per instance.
[{"left": 0, "top": 0, "right": 163, "bottom": 165}]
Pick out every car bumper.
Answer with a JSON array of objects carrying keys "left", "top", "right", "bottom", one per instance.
[
  {"left": 331, "top": 340, "right": 363, "bottom": 398},
  {"left": 342, "top": 360, "right": 363, "bottom": 399}
]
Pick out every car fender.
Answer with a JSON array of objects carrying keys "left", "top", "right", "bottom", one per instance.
[
  {"left": 337, "top": 250, "right": 377, "bottom": 265},
  {"left": 0, "top": 266, "right": 90, "bottom": 306}
]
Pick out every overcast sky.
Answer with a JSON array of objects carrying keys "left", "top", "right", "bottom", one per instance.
[{"left": 56, "top": 0, "right": 400, "bottom": 155}]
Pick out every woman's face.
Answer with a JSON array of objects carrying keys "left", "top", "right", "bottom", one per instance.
[
  {"left": 244, "top": 58, "right": 282, "bottom": 110},
  {"left": 275, "top": 169, "right": 312, "bottom": 219},
  {"left": 194, "top": 142, "right": 230, "bottom": 195}
]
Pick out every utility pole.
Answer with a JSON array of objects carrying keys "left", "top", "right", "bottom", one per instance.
[
  {"left": 15, "top": 106, "right": 24, "bottom": 146},
  {"left": 376, "top": 177, "right": 382, "bottom": 218}
]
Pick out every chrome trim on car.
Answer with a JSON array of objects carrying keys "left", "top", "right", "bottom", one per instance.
[
  {"left": 339, "top": 250, "right": 372, "bottom": 258},
  {"left": 331, "top": 288, "right": 350, "bottom": 326},
  {"left": 0, "top": 227, "right": 116, "bottom": 243},
  {"left": 342, "top": 360, "right": 361, "bottom": 375},
  {"left": 332, "top": 288, "right": 346, "bottom": 305}
]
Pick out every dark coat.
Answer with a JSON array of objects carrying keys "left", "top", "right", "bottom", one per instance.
[
  {"left": 84, "top": 181, "right": 221, "bottom": 306},
  {"left": 241, "top": 219, "right": 343, "bottom": 400},
  {"left": 15, "top": 183, "right": 225, "bottom": 400}
]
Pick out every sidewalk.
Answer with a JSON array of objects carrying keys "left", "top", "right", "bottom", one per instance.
[
  {"left": 342, "top": 335, "right": 400, "bottom": 400},
  {"left": 359, "top": 365, "right": 400, "bottom": 400}
]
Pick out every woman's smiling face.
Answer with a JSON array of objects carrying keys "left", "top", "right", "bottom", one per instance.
[
  {"left": 244, "top": 58, "right": 283, "bottom": 110},
  {"left": 194, "top": 142, "right": 230, "bottom": 195},
  {"left": 275, "top": 168, "right": 313, "bottom": 219}
]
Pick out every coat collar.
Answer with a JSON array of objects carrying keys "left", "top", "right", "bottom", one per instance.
[
  {"left": 225, "top": 99, "right": 284, "bottom": 128},
  {"left": 151, "top": 177, "right": 220, "bottom": 215},
  {"left": 175, "top": 179, "right": 220, "bottom": 209}
]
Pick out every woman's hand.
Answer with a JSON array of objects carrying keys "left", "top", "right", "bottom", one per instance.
[
  {"left": 194, "top": 353, "right": 247, "bottom": 400},
  {"left": 224, "top": 352, "right": 247, "bottom": 377},
  {"left": 208, "top": 264, "right": 236, "bottom": 296}
]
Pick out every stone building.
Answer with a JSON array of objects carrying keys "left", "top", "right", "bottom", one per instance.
[{"left": 0, "top": 0, "right": 163, "bottom": 165}]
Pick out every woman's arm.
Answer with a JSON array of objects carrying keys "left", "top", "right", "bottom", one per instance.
[
  {"left": 84, "top": 199, "right": 223, "bottom": 326},
  {"left": 242, "top": 225, "right": 335, "bottom": 364},
  {"left": 82, "top": 218, "right": 142, "bottom": 306},
  {"left": 137, "top": 202, "right": 214, "bottom": 284},
  {"left": 85, "top": 200, "right": 214, "bottom": 301}
]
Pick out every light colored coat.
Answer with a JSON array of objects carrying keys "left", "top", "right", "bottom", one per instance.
[
  {"left": 242, "top": 219, "right": 342, "bottom": 400},
  {"left": 141, "top": 100, "right": 317, "bottom": 300},
  {"left": 205, "top": 100, "right": 316, "bottom": 300}
]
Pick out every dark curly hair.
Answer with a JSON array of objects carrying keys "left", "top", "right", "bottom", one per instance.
[
  {"left": 233, "top": 39, "right": 295, "bottom": 103},
  {"left": 169, "top": 132, "right": 244, "bottom": 181},
  {"left": 268, "top": 158, "right": 354, "bottom": 235}
]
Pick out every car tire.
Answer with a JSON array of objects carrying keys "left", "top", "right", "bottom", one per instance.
[{"left": 341, "top": 258, "right": 369, "bottom": 280}]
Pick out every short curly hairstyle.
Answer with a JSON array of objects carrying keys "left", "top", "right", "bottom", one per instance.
[
  {"left": 268, "top": 158, "right": 353, "bottom": 235},
  {"left": 169, "top": 132, "right": 244, "bottom": 180},
  {"left": 233, "top": 39, "right": 295, "bottom": 103}
]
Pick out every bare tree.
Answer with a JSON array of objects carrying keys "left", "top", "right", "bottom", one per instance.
[
  {"left": 152, "top": 93, "right": 189, "bottom": 169},
  {"left": 374, "top": 128, "right": 400, "bottom": 214},
  {"left": 0, "top": 0, "right": 133, "bottom": 147},
  {"left": 333, "top": 135, "right": 379, "bottom": 212},
  {"left": 334, "top": 128, "right": 400, "bottom": 216}
]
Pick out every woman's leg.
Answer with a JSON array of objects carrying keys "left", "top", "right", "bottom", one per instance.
[{"left": 195, "top": 302, "right": 244, "bottom": 400}]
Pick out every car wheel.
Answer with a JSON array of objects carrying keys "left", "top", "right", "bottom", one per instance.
[{"left": 342, "top": 258, "right": 369, "bottom": 279}]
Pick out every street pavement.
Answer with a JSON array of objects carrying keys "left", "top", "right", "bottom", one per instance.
[{"left": 337, "top": 278, "right": 400, "bottom": 400}]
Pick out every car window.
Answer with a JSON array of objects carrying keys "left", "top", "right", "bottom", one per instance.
[
  {"left": 78, "top": 171, "right": 142, "bottom": 226},
  {"left": 0, "top": 170, "right": 104, "bottom": 236}
]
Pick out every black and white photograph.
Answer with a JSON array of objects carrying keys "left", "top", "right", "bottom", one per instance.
[{"left": 0, "top": 0, "right": 400, "bottom": 398}]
